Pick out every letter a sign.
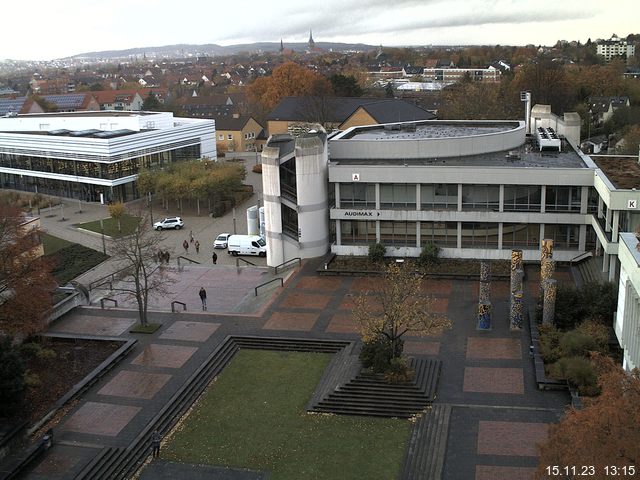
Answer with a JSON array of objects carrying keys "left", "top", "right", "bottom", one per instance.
[{"left": 352, "top": 173, "right": 360, "bottom": 182}]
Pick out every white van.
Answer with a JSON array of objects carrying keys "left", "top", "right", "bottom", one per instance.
[{"left": 227, "top": 235, "right": 267, "bottom": 257}]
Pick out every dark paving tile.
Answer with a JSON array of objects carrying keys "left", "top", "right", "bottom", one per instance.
[
  {"left": 404, "top": 340, "right": 441, "bottom": 356},
  {"left": 463, "top": 367, "right": 524, "bottom": 394},
  {"left": 48, "top": 315, "right": 136, "bottom": 336}
]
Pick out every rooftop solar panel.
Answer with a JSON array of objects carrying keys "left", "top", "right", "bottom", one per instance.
[
  {"left": 43, "top": 94, "right": 86, "bottom": 109},
  {"left": 0, "top": 98, "right": 27, "bottom": 116}
]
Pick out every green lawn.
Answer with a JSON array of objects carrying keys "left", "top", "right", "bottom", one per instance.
[
  {"left": 163, "top": 350, "right": 410, "bottom": 480},
  {"left": 75, "top": 215, "right": 140, "bottom": 237},
  {"left": 41, "top": 233, "right": 73, "bottom": 256}
]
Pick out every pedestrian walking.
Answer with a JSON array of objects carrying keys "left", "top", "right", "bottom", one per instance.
[
  {"left": 151, "top": 430, "right": 161, "bottom": 458},
  {"left": 195, "top": 240, "right": 200, "bottom": 254},
  {"left": 157, "top": 250, "right": 163, "bottom": 263},
  {"left": 183, "top": 239, "right": 189, "bottom": 254},
  {"left": 212, "top": 251, "right": 218, "bottom": 264},
  {"left": 165, "top": 251, "right": 170, "bottom": 263},
  {"left": 199, "top": 287, "right": 207, "bottom": 310},
  {"left": 189, "top": 230, "right": 194, "bottom": 243}
]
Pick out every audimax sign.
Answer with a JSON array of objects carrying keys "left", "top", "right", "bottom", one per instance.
[{"left": 342, "top": 210, "right": 380, "bottom": 217}]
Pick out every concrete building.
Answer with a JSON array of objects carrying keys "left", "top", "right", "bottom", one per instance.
[
  {"left": 422, "top": 66, "right": 501, "bottom": 84},
  {"left": 0, "top": 111, "right": 215, "bottom": 203},
  {"left": 597, "top": 35, "right": 636, "bottom": 62},
  {"left": 615, "top": 232, "right": 640, "bottom": 371}
]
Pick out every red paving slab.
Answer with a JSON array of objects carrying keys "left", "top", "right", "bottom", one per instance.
[
  {"left": 279, "top": 292, "right": 331, "bottom": 309},
  {"left": 30, "top": 448, "right": 86, "bottom": 475},
  {"left": 476, "top": 465, "right": 536, "bottom": 480},
  {"left": 349, "top": 277, "right": 385, "bottom": 292},
  {"left": 463, "top": 367, "right": 525, "bottom": 394},
  {"left": 48, "top": 315, "right": 136, "bottom": 336},
  {"left": 422, "top": 279, "right": 453, "bottom": 296},
  {"left": 431, "top": 297, "right": 449, "bottom": 314},
  {"left": 63, "top": 402, "right": 141, "bottom": 436},
  {"left": 159, "top": 321, "right": 220, "bottom": 342},
  {"left": 295, "top": 276, "right": 344, "bottom": 291},
  {"left": 339, "top": 294, "right": 384, "bottom": 312},
  {"left": 263, "top": 311, "right": 319, "bottom": 331},
  {"left": 404, "top": 340, "right": 441, "bottom": 356},
  {"left": 131, "top": 344, "right": 198, "bottom": 368},
  {"left": 477, "top": 421, "right": 549, "bottom": 456},
  {"left": 325, "top": 313, "right": 360, "bottom": 334},
  {"left": 466, "top": 337, "right": 522, "bottom": 360},
  {"left": 98, "top": 370, "right": 172, "bottom": 399}
]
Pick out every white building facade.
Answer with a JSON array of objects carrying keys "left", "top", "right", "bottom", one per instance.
[{"left": 0, "top": 111, "right": 215, "bottom": 202}]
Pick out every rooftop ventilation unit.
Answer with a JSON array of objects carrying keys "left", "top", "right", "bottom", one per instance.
[{"left": 535, "top": 126, "right": 561, "bottom": 151}]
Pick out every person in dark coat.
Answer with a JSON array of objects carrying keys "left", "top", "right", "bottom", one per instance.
[
  {"left": 212, "top": 251, "right": 218, "bottom": 264},
  {"left": 151, "top": 430, "right": 161, "bottom": 458},
  {"left": 199, "top": 287, "right": 207, "bottom": 310}
]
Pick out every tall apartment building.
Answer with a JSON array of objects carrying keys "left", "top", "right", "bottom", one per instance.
[{"left": 597, "top": 35, "right": 636, "bottom": 62}]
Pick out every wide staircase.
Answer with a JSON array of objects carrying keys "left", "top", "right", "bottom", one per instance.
[
  {"left": 310, "top": 357, "right": 442, "bottom": 418},
  {"left": 401, "top": 404, "right": 452, "bottom": 480},
  {"left": 574, "top": 256, "right": 604, "bottom": 285}
]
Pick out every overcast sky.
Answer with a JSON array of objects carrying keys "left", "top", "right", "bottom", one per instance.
[{"left": 3, "top": 0, "right": 638, "bottom": 60}]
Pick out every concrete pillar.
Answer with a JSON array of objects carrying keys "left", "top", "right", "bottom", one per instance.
[
  {"left": 510, "top": 290, "right": 524, "bottom": 330},
  {"left": 334, "top": 183, "right": 341, "bottom": 208},
  {"left": 542, "top": 279, "right": 558, "bottom": 325},
  {"left": 609, "top": 255, "right": 617, "bottom": 282},
  {"left": 580, "top": 186, "right": 589, "bottom": 214},
  {"left": 457, "top": 221, "right": 462, "bottom": 249},
  {"left": 605, "top": 206, "right": 612, "bottom": 233},
  {"left": 612, "top": 210, "right": 620, "bottom": 242},
  {"left": 579, "top": 224, "right": 587, "bottom": 251},
  {"left": 477, "top": 301, "right": 492, "bottom": 330},
  {"left": 499, "top": 185, "right": 504, "bottom": 213},
  {"left": 262, "top": 146, "right": 284, "bottom": 267},
  {"left": 540, "top": 186, "right": 546, "bottom": 213},
  {"left": 375, "top": 183, "right": 380, "bottom": 210},
  {"left": 498, "top": 223, "right": 503, "bottom": 250},
  {"left": 457, "top": 184, "right": 462, "bottom": 212},
  {"left": 603, "top": 252, "right": 609, "bottom": 273}
]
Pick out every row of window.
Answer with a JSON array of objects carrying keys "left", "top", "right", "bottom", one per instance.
[
  {"left": 217, "top": 132, "right": 257, "bottom": 141},
  {"left": 337, "top": 183, "right": 597, "bottom": 213},
  {"left": 339, "top": 220, "right": 587, "bottom": 249},
  {"left": 0, "top": 146, "right": 200, "bottom": 180}
]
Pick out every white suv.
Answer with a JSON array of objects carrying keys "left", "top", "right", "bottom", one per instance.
[
  {"left": 213, "top": 233, "right": 231, "bottom": 249},
  {"left": 153, "top": 217, "right": 184, "bottom": 230}
]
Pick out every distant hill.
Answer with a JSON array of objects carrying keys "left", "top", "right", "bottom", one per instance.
[{"left": 69, "top": 42, "right": 377, "bottom": 60}]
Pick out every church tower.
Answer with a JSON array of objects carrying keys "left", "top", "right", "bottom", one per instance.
[
  {"left": 308, "top": 30, "right": 315, "bottom": 50},
  {"left": 280, "top": 38, "right": 284, "bottom": 53}
]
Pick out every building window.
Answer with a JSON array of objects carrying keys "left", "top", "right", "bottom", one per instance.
[
  {"left": 380, "top": 221, "right": 415, "bottom": 246},
  {"left": 218, "top": 134, "right": 224, "bottom": 140},
  {"left": 462, "top": 185, "right": 500, "bottom": 211},
  {"left": 544, "top": 224, "right": 579, "bottom": 249},
  {"left": 227, "top": 134, "right": 233, "bottom": 140},
  {"left": 281, "top": 204, "right": 298, "bottom": 240},
  {"left": 545, "top": 186, "right": 581, "bottom": 212},
  {"left": 279, "top": 158, "right": 297, "bottom": 201},
  {"left": 461, "top": 222, "right": 500, "bottom": 247},
  {"left": 503, "top": 185, "right": 542, "bottom": 212},
  {"left": 341, "top": 220, "right": 376, "bottom": 245},
  {"left": 502, "top": 223, "right": 539, "bottom": 248},
  {"left": 421, "top": 184, "right": 457, "bottom": 210},
  {"left": 380, "top": 184, "right": 416, "bottom": 209},
  {"left": 340, "top": 183, "right": 375, "bottom": 208},
  {"left": 420, "top": 221, "right": 457, "bottom": 246}
]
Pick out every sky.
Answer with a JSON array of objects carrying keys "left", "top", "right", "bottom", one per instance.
[{"left": 3, "top": 0, "right": 639, "bottom": 61}]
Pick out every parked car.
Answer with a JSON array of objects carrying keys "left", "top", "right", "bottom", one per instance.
[
  {"left": 153, "top": 217, "right": 184, "bottom": 230},
  {"left": 213, "top": 233, "right": 231, "bottom": 249},
  {"left": 227, "top": 235, "right": 266, "bottom": 257}
]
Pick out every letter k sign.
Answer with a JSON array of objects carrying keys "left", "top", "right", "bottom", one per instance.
[{"left": 629, "top": 200, "right": 637, "bottom": 209}]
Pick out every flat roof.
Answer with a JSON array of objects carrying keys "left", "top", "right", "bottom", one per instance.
[
  {"left": 330, "top": 137, "right": 588, "bottom": 169},
  {"left": 592, "top": 155, "right": 640, "bottom": 189},
  {"left": 340, "top": 121, "right": 519, "bottom": 140},
  {"left": 14, "top": 110, "right": 157, "bottom": 118}
]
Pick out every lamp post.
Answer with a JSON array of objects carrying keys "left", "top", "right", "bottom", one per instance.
[
  {"left": 148, "top": 192, "right": 154, "bottom": 224},
  {"left": 100, "top": 218, "right": 106, "bottom": 254}
]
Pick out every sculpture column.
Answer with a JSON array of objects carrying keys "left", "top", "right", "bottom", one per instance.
[
  {"left": 510, "top": 249, "right": 523, "bottom": 295},
  {"left": 540, "top": 257, "right": 556, "bottom": 298},
  {"left": 477, "top": 261, "right": 492, "bottom": 330},
  {"left": 510, "top": 290, "right": 524, "bottom": 330},
  {"left": 542, "top": 279, "right": 558, "bottom": 325}
]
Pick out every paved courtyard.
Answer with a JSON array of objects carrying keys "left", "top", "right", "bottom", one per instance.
[{"left": 19, "top": 256, "right": 570, "bottom": 480}]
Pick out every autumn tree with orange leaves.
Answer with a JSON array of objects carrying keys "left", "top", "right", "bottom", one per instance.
[
  {"left": 247, "top": 61, "right": 332, "bottom": 115},
  {"left": 536, "top": 354, "right": 640, "bottom": 478},
  {"left": 0, "top": 204, "right": 56, "bottom": 338}
]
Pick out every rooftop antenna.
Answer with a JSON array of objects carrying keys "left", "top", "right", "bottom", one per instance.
[{"left": 520, "top": 91, "right": 531, "bottom": 135}]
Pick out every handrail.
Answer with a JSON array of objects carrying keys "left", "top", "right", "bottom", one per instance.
[
  {"left": 569, "top": 250, "right": 593, "bottom": 264},
  {"left": 91, "top": 280, "right": 113, "bottom": 291},
  {"left": 177, "top": 256, "right": 200, "bottom": 266},
  {"left": 274, "top": 257, "right": 301, "bottom": 274},
  {"left": 254, "top": 277, "right": 284, "bottom": 296},
  {"left": 100, "top": 298, "right": 118, "bottom": 309},
  {"left": 89, "top": 265, "right": 129, "bottom": 291},
  {"left": 236, "top": 257, "right": 256, "bottom": 266},
  {"left": 171, "top": 301, "right": 186, "bottom": 312}
]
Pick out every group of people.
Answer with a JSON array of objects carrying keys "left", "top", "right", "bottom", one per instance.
[
  {"left": 157, "top": 249, "right": 171, "bottom": 264},
  {"left": 183, "top": 232, "right": 201, "bottom": 255}
]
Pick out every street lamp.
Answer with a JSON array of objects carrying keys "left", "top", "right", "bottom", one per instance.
[{"left": 148, "top": 191, "right": 154, "bottom": 224}]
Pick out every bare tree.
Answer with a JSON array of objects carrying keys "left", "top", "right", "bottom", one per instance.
[
  {"left": 353, "top": 262, "right": 452, "bottom": 358},
  {"left": 110, "top": 211, "right": 175, "bottom": 326}
]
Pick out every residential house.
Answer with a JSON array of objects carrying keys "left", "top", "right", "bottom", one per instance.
[
  {"left": 597, "top": 34, "right": 636, "bottom": 62},
  {"left": 38, "top": 93, "right": 100, "bottom": 113},
  {"left": 93, "top": 90, "right": 145, "bottom": 111},
  {"left": 588, "top": 96, "right": 630, "bottom": 126},
  {"left": 215, "top": 114, "right": 264, "bottom": 153},
  {"left": 266, "top": 97, "right": 436, "bottom": 135}
]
